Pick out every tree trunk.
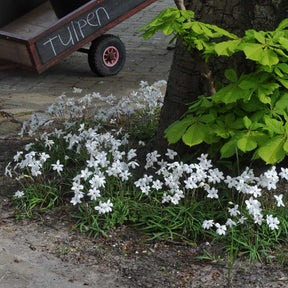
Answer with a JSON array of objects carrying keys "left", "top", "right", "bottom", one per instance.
[{"left": 154, "top": 0, "right": 286, "bottom": 155}]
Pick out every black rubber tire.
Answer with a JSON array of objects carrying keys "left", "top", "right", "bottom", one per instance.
[{"left": 88, "top": 34, "right": 126, "bottom": 77}]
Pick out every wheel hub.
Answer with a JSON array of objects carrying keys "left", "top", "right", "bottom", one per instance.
[{"left": 103, "top": 46, "right": 119, "bottom": 67}]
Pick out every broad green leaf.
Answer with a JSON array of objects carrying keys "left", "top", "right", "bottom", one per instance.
[
  {"left": 220, "top": 139, "right": 237, "bottom": 158},
  {"left": 277, "top": 78, "right": 288, "bottom": 89},
  {"left": 257, "top": 82, "right": 280, "bottom": 104},
  {"left": 278, "top": 37, "right": 288, "bottom": 49},
  {"left": 200, "top": 97, "right": 214, "bottom": 108},
  {"left": 275, "top": 93, "right": 288, "bottom": 113},
  {"left": 180, "top": 10, "right": 195, "bottom": 19},
  {"left": 237, "top": 132, "right": 258, "bottom": 152},
  {"left": 199, "top": 113, "right": 216, "bottom": 123},
  {"left": 205, "top": 23, "right": 238, "bottom": 39},
  {"left": 274, "top": 67, "right": 284, "bottom": 77},
  {"left": 242, "top": 43, "right": 264, "bottom": 62},
  {"left": 165, "top": 118, "right": 193, "bottom": 144},
  {"left": 283, "top": 139, "right": 288, "bottom": 153},
  {"left": 243, "top": 116, "right": 252, "bottom": 129},
  {"left": 253, "top": 30, "right": 266, "bottom": 44},
  {"left": 242, "top": 44, "right": 279, "bottom": 66},
  {"left": 276, "top": 18, "right": 288, "bottom": 31},
  {"left": 277, "top": 63, "right": 288, "bottom": 73},
  {"left": 257, "top": 136, "right": 286, "bottom": 164},
  {"left": 260, "top": 48, "right": 279, "bottom": 66},
  {"left": 214, "top": 40, "right": 241, "bottom": 56},
  {"left": 182, "top": 122, "right": 207, "bottom": 146},
  {"left": 139, "top": 8, "right": 179, "bottom": 30},
  {"left": 212, "top": 84, "right": 252, "bottom": 104},
  {"left": 161, "top": 23, "right": 175, "bottom": 35},
  {"left": 264, "top": 116, "right": 285, "bottom": 134},
  {"left": 225, "top": 69, "right": 238, "bottom": 83}
]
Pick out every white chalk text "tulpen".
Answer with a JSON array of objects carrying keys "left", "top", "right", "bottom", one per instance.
[{"left": 43, "top": 7, "right": 110, "bottom": 56}]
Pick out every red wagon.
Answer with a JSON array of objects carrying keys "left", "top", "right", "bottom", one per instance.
[{"left": 0, "top": 0, "right": 157, "bottom": 76}]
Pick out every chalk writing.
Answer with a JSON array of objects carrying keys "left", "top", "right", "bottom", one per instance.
[{"left": 43, "top": 7, "right": 109, "bottom": 57}]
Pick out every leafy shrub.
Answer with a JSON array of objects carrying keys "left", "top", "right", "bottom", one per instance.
[{"left": 140, "top": 8, "right": 288, "bottom": 164}]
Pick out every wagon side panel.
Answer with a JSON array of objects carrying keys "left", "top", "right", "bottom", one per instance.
[
  {"left": 33, "top": 0, "right": 157, "bottom": 72},
  {"left": 0, "top": 36, "right": 34, "bottom": 69}
]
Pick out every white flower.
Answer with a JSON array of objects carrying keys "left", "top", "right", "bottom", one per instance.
[
  {"left": 254, "top": 213, "right": 263, "bottom": 225},
  {"left": 162, "top": 193, "right": 171, "bottom": 203},
  {"left": 73, "top": 87, "right": 83, "bottom": 93},
  {"left": 224, "top": 176, "right": 236, "bottom": 189},
  {"left": 238, "top": 216, "right": 247, "bottom": 224},
  {"left": 13, "top": 151, "right": 23, "bottom": 162},
  {"left": 71, "top": 182, "right": 84, "bottom": 194},
  {"left": 228, "top": 204, "right": 241, "bottom": 217},
  {"left": 40, "top": 152, "right": 50, "bottom": 163},
  {"left": 266, "top": 215, "right": 280, "bottom": 230},
  {"left": 52, "top": 160, "right": 63, "bottom": 174},
  {"left": 14, "top": 190, "right": 24, "bottom": 198},
  {"left": 184, "top": 176, "right": 197, "bottom": 189},
  {"left": 215, "top": 223, "right": 227, "bottom": 235},
  {"left": 248, "top": 185, "right": 262, "bottom": 198},
  {"left": 70, "top": 194, "right": 82, "bottom": 205},
  {"left": 88, "top": 188, "right": 101, "bottom": 200},
  {"left": 152, "top": 180, "right": 163, "bottom": 191},
  {"left": 120, "top": 170, "right": 131, "bottom": 181},
  {"left": 274, "top": 194, "right": 285, "bottom": 207},
  {"left": 226, "top": 218, "right": 236, "bottom": 227},
  {"left": 89, "top": 174, "right": 106, "bottom": 188},
  {"left": 127, "top": 149, "right": 137, "bottom": 161},
  {"left": 45, "top": 139, "right": 54, "bottom": 149},
  {"left": 202, "top": 220, "right": 214, "bottom": 230},
  {"left": 94, "top": 200, "right": 113, "bottom": 214},
  {"left": 207, "top": 187, "right": 219, "bottom": 199},
  {"left": 140, "top": 185, "right": 150, "bottom": 195},
  {"left": 80, "top": 168, "right": 92, "bottom": 181},
  {"left": 279, "top": 167, "right": 288, "bottom": 180},
  {"left": 165, "top": 149, "right": 177, "bottom": 160}
]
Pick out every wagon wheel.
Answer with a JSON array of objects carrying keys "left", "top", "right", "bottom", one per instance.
[{"left": 88, "top": 34, "right": 126, "bottom": 76}]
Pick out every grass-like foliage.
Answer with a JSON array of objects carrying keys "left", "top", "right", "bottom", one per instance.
[
  {"left": 5, "top": 81, "right": 288, "bottom": 265},
  {"left": 140, "top": 8, "right": 288, "bottom": 164}
]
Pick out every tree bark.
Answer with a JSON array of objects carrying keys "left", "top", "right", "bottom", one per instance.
[{"left": 154, "top": 0, "right": 286, "bottom": 155}]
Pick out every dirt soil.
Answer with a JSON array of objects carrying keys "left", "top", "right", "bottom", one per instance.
[{"left": 1, "top": 138, "right": 288, "bottom": 288}]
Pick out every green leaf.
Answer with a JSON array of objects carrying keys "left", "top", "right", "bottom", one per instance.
[
  {"left": 261, "top": 48, "right": 279, "bottom": 66},
  {"left": 165, "top": 117, "right": 193, "bottom": 144},
  {"left": 257, "top": 136, "right": 286, "bottom": 164},
  {"left": 243, "top": 116, "right": 252, "bottom": 129},
  {"left": 277, "top": 78, "right": 288, "bottom": 89},
  {"left": 180, "top": 10, "right": 195, "bottom": 20},
  {"left": 220, "top": 139, "right": 237, "bottom": 158},
  {"left": 182, "top": 122, "right": 207, "bottom": 146},
  {"left": 277, "top": 63, "right": 288, "bottom": 74},
  {"left": 242, "top": 43, "right": 264, "bottom": 62},
  {"left": 225, "top": 69, "right": 238, "bottom": 83},
  {"left": 242, "top": 44, "right": 279, "bottom": 66},
  {"left": 214, "top": 40, "right": 241, "bottom": 56},
  {"left": 274, "top": 93, "right": 288, "bottom": 113},
  {"left": 257, "top": 82, "right": 280, "bottom": 104},
  {"left": 276, "top": 18, "right": 288, "bottom": 31},
  {"left": 212, "top": 84, "right": 252, "bottom": 104},
  {"left": 278, "top": 37, "right": 288, "bottom": 49},
  {"left": 237, "top": 132, "right": 258, "bottom": 152},
  {"left": 264, "top": 116, "right": 285, "bottom": 134},
  {"left": 283, "top": 139, "right": 288, "bottom": 153},
  {"left": 253, "top": 30, "right": 266, "bottom": 44},
  {"left": 161, "top": 23, "right": 175, "bottom": 35}
]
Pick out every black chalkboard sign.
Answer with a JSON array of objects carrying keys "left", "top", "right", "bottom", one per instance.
[{"left": 35, "top": 0, "right": 146, "bottom": 64}]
